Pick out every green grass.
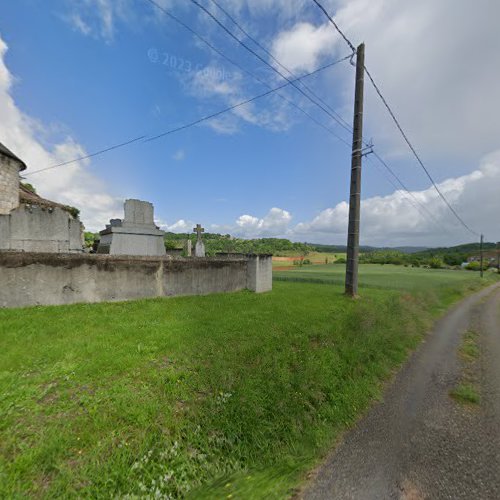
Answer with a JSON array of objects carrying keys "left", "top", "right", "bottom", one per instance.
[
  {"left": 272, "top": 252, "right": 346, "bottom": 268},
  {"left": 0, "top": 267, "right": 496, "bottom": 498},
  {"left": 451, "top": 329, "right": 481, "bottom": 406},
  {"left": 274, "top": 263, "right": 484, "bottom": 291},
  {"left": 450, "top": 384, "right": 481, "bottom": 404},
  {"left": 459, "top": 330, "right": 480, "bottom": 361}
]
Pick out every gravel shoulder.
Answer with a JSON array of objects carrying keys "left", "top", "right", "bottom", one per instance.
[{"left": 302, "top": 283, "right": 500, "bottom": 500}]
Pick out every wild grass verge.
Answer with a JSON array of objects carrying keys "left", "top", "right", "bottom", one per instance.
[
  {"left": 0, "top": 273, "right": 495, "bottom": 498},
  {"left": 450, "top": 329, "right": 482, "bottom": 406},
  {"left": 450, "top": 384, "right": 481, "bottom": 405}
]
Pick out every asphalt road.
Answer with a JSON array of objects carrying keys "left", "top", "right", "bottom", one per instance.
[{"left": 302, "top": 283, "right": 500, "bottom": 500}]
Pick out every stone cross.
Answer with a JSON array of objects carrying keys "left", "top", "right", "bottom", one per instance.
[
  {"left": 193, "top": 224, "right": 205, "bottom": 241},
  {"left": 193, "top": 224, "right": 206, "bottom": 258}
]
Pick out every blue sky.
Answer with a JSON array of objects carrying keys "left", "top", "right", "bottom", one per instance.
[{"left": 0, "top": 0, "right": 499, "bottom": 246}]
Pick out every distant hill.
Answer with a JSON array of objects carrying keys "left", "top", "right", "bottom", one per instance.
[
  {"left": 309, "top": 243, "right": 429, "bottom": 254},
  {"left": 161, "top": 232, "right": 497, "bottom": 260},
  {"left": 412, "top": 242, "right": 496, "bottom": 257}
]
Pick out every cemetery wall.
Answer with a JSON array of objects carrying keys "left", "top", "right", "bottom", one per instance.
[
  {"left": 0, "top": 252, "right": 272, "bottom": 308},
  {"left": 0, "top": 206, "right": 84, "bottom": 253}
]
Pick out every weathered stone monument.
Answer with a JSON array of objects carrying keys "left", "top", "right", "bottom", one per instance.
[
  {"left": 97, "top": 199, "right": 166, "bottom": 256},
  {"left": 193, "top": 223, "right": 205, "bottom": 257},
  {"left": 185, "top": 238, "right": 192, "bottom": 257},
  {"left": 0, "top": 142, "right": 84, "bottom": 252}
]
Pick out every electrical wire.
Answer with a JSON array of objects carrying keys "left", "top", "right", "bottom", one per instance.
[
  {"left": 144, "top": 0, "right": 350, "bottom": 143},
  {"left": 208, "top": 0, "right": 353, "bottom": 134},
  {"left": 145, "top": 55, "right": 351, "bottom": 142},
  {"left": 364, "top": 67, "right": 479, "bottom": 236},
  {"left": 188, "top": 0, "right": 355, "bottom": 134},
  {"left": 370, "top": 152, "right": 449, "bottom": 233},
  {"left": 310, "top": 0, "right": 479, "bottom": 237},
  {"left": 25, "top": 56, "right": 350, "bottom": 176}
]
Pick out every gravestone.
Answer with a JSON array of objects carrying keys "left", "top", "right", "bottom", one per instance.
[
  {"left": 193, "top": 224, "right": 205, "bottom": 257},
  {"left": 97, "top": 199, "right": 166, "bottom": 256},
  {"left": 185, "top": 239, "right": 192, "bottom": 257}
]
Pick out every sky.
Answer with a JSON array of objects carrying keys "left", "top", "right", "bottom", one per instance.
[{"left": 0, "top": 0, "right": 499, "bottom": 247}]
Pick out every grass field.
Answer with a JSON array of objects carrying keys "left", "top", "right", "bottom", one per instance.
[
  {"left": 0, "top": 266, "right": 496, "bottom": 498},
  {"left": 274, "top": 263, "right": 484, "bottom": 292},
  {"left": 272, "top": 252, "right": 346, "bottom": 268}
]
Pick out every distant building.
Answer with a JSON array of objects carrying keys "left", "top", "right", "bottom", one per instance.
[{"left": 0, "top": 142, "right": 84, "bottom": 253}]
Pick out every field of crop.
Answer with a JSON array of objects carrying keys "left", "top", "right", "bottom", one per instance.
[
  {"left": 272, "top": 252, "right": 346, "bottom": 268},
  {"left": 274, "top": 263, "right": 485, "bottom": 292},
  {"left": 0, "top": 267, "right": 495, "bottom": 498}
]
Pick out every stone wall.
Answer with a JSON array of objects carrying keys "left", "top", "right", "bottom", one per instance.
[
  {"left": 0, "top": 156, "right": 20, "bottom": 215},
  {"left": 0, "top": 205, "right": 84, "bottom": 252},
  {"left": 246, "top": 255, "right": 273, "bottom": 293},
  {"left": 0, "top": 252, "right": 273, "bottom": 308}
]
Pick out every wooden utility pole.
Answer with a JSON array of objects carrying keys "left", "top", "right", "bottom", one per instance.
[
  {"left": 480, "top": 234, "right": 484, "bottom": 278},
  {"left": 497, "top": 241, "right": 499, "bottom": 274},
  {"left": 345, "top": 43, "right": 365, "bottom": 297}
]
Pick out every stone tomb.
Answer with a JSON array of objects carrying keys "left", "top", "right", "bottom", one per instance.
[{"left": 97, "top": 199, "right": 166, "bottom": 256}]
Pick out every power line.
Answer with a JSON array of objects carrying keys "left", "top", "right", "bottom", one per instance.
[
  {"left": 161, "top": 0, "right": 444, "bottom": 237},
  {"left": 208, "top": 0, "right": 353, "bottom": 135},
  {"left": 370, "top": 152, "right": 449, "bottom": 233},
  {"left": 310, "top": 0, "right": 356, "bottom": 51},
  {"left": 363, "top": 67, "right": 479, "bottom": 236},
  {"left": 144, "top": 0, "right": 351, "bottom": 144},
  {"left": 188, "top": 0, "right": 354, "bottom": 134},
  {"left": 208, "top": 0, "right": 443, "bottom": 234},
  {"left": 310, "top": 0, "right": 479, "bottom": 237},
  {"left": 25, "top": 136, "right": 147, "bottom": 176},
  {"left": 146, "top": 55, "right": 351, "bottom": 142},
  {"left": 212, "top": 0, "right": 441, "bottom": 232},
  {"left": 366, "top": 156, "right": 444, "bottom": 232},
  {"left": 26, "top": 56, "right": 351, "bottom": 176},
  {"left": 204, "top": 0, "right": 438, "bottom": 236}
]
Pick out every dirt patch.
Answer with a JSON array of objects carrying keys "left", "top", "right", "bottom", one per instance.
[{"left": 399, "top": 479, "right": 426, "bottom": 500}]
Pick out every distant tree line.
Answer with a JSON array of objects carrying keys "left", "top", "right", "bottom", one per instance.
[
  {"left": 360, "top": 243, "right": 499, "bottom": 270},
  {"left": 164, "top": 233, "right": 313, "bottom": 256},
  {"left": 85, "top": 229, "right": 498, "bottom": 273}
]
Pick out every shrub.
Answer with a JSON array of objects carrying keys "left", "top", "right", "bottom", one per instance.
[
  {"left": 465, "top": 261, "right": 482, "bottom": 271},
  {"left": 429, "top": 257, "right": 445, "bottom": 269},
  {"left": 165, "top": 240, "right": 179, "bottom": 251},
  {"left": 466, "top": 261, "right": 477, "bottom": 271}
]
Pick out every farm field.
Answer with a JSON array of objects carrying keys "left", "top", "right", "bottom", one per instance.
[
  {"left": 272, "top": 252, "right": 346, "bottom": 268},
  {"left": 274, "top": 263, "right": 484, "bottom": 292},
  {"left": 0, "top": 268, "right": 496, "bottom": 498}
]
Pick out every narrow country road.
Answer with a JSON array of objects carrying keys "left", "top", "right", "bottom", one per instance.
[{"left": 302, "top": 283, "right": 500, "bottom": 500}]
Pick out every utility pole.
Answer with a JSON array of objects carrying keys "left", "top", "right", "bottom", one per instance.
[
  {"left": 345, "top": 43, "right": 365, "bottom": 298},
  {"left": 497, "top": 241, "right": 499, "bottom": 274},
  {"left": 480, "top": 234, "right": 484, "bottom": 278}
]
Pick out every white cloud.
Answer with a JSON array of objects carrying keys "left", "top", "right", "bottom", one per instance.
[
  {"left": 293, "top": 151, "right": 500, "bottom": 246},
  {"left": 235, "top": 207, "right": 292, "bottom": 237},
  {"left": 270, "top": 0, "right": 500, "bottom": 163},
  {"left": 193, "top": 150, "right": 500, "bottom": 246},
  {"left": 0, "top": 34, "right": 121, "bottom": 231},
  {"left": 161, "top": 219, "right": 192, "bottom": 232},
  {"left": 271, "top": 22, "right": 338, "bottom": 74}
]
